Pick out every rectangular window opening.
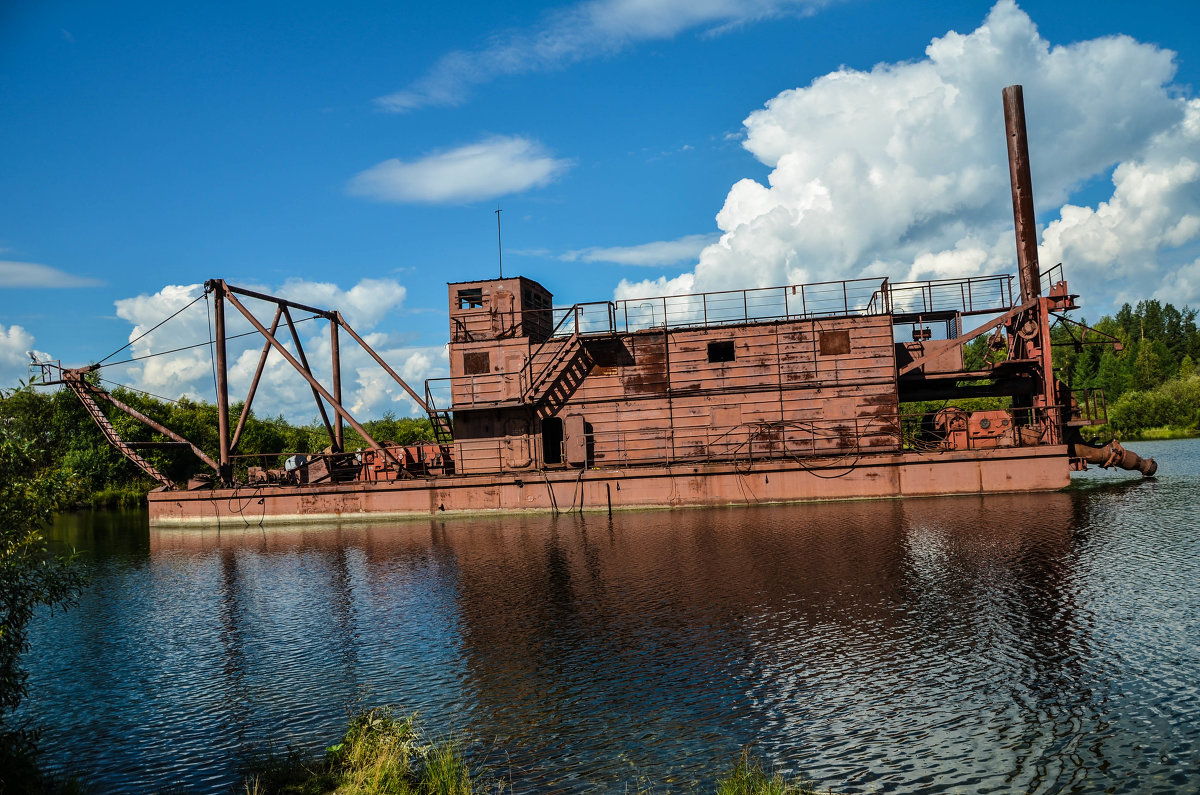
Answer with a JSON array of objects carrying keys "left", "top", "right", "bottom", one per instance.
[
  {"left": 457, "top": 288, "right": 484, "bottom": 309},
  {"left": 707, "top": 340, "right": 736, "bottom": 363}
]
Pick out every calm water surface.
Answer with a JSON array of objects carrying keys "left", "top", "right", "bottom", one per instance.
[{"left": 20, "top": 439, "right": 1200, "bottom": 793}]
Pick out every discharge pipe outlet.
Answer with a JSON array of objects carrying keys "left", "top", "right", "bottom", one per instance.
[{"left": 1069, "top": 436, "right": 1158, "bottom": 477}]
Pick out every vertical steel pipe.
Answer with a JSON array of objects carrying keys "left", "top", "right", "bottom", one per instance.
[
  {"left": 331, "top": 313, "right": 343, "bottom": 450},
  {"left": 1003, "top": 85, "right": 1042, "bottom": 303},
  {"left": 211, "top": 281, "right": 232, "bottom": 485}
]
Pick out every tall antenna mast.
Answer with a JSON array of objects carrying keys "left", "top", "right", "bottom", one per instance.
[{"left": 495, "top": 206, "right": 503, "bottom": 278}]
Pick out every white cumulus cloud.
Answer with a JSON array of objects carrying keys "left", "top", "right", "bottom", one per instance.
[
  {"left": 275, "top": 278, "right": 407, "bottom": 330},
  {"left": 104, "top": 278, "right": 439, "bottom": 422},
  {"left": 0, "top": 324, "right": 48, "bottom": 389},
  {"left": 616, "top": 0, "right": 1200, "bottom": 314},
  {"left": 348, "top": 136, "right": 570, "bottom": 204},
  {"left": 1040, "top": 99, "right": 1200, "bottom": 303},
  {"left": 376, "top": 0, "right": 832, "bottom": 112}
]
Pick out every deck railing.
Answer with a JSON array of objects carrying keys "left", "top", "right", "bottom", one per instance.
[
  {"left": 887, "top": 274, "right": 1015, "bottom": 317},
  {"left": 447, "top": 273, "right": 1019, "bottom": 344},
  {"left": 1039, "top": 262, "right": 1067, "bottom": 295},
  {"left": 543, "top": 273, "right": 1013, "bottom": 338},
  {"left": 608, "top": 277, "right": 890, "bottom": 334}
]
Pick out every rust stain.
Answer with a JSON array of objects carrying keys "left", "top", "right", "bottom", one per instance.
[{"left": 623, "top": 334, "right": 668, "bottom": 395}]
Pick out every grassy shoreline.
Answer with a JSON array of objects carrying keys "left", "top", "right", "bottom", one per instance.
[
  {"left": 1079, "top": 424, "right": 1199, "bottom": 443},
  {"left": 237, "top": 708, "right": 821, "bottom": 795},
  {"left": 1119, "top": 426, "right": 1199, "bottom": 441}
]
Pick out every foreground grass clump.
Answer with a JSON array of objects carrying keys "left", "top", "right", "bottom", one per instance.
[
  {"left": 241, "top": 708, "right": 474, "bottom": 795},
  {"left": 241, "top": 709, "right": 822, "bottom": 795},
  {"left": 714, "top": 750, "right": 817, "bottom": 795}
]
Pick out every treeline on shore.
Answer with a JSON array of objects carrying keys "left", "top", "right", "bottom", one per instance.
[
  {"left": 1052, "top": 299, "right": 1200, "bottom": 438},
  {"left": 2, "top": 298, "right": 1197, "bottom": 507},
  {"left": 0, "top": 381, "right": 435, "bottom": 508}
]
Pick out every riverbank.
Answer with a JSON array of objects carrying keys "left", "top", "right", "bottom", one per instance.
[
  {"left": 239, "top": 708, "right": 818, "bottom": 795},
  {"left": 1120, "top": 425, "right": 1200, "bottom": 441}
]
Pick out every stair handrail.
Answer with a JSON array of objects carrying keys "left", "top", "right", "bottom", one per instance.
[
  {"left": 524, "top": 331, "right": 581, "bottom": 403},
  {"left": 522, "top": 304, "right": 587, "bottom": 400},
  {"left": 424, "top": 382, "right": 454, "bottom": 443}
]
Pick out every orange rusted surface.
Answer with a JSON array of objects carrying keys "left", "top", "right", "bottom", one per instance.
[{"left": 147, "top": 445, "right": 1070, "bottom": 525}]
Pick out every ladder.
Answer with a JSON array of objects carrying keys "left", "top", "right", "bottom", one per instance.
[{"left": 64, "top": 375, "right": 174, "bottom": 488}]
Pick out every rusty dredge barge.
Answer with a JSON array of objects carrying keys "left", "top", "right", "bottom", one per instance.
[{"left": 41, "top": 87, "right": 1155, "bottom": 526}]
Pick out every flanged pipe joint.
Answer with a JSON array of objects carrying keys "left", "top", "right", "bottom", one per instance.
[{"left": 1070, "top": 436, "right": 1158, "bottom": 477}]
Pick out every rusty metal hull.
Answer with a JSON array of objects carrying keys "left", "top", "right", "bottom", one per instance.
[{"left": 147, "top": 445, "right": 1070, "bottom": 526}]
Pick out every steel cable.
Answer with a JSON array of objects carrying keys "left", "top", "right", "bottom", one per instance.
[{"left": 95, "top": 290, "right": 208, "bottom": 365}]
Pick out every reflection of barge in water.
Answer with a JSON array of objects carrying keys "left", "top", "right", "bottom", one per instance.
[{"left": 44, "top": 86, "right": 1155, "bottom": 526}]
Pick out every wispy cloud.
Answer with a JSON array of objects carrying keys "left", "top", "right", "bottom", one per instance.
[
  {"left": 0, "top": 260, "right": 104, "bottom": 288},
  {"left": 348, "top": 136, "right": 571, "bottom": 204},
  {"left": 376, "top": 0, "right": 831, "bottom": 112},
  {"left": 562, "top": 233, "right": 718, "bottom": 266}
]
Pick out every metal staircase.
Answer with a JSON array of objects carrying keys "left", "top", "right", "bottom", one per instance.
[
  {"left": 522, "top": 333, "right": 593, "bottom": 417},
  {"left": 424, "top": 384, "right": 455, "bottom": 446},
  {"left": 537, "top": 342, "right": 593, "bottom": 418},
  {"left": 523, "top": 333, "right": 579, "bottom": 400},
  {"left": 430, "top": 410, "right": 454, "bottom": 445}
]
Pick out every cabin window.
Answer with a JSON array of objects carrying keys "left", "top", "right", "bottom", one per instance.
[
  {"left": 819, "top": 330, "right": 851, "bottom": 355},
  {"left": 457, "top": 288, "right": 484, "bottom": 309},
  {"left": 463, "top": 351, "right": 490, "bottom": 375},
  {"left": 523, "top": 289, "right": 549, "bottom": 310},
  {"left": 707, "top": 341, "right": 736, "bottom": 363}
]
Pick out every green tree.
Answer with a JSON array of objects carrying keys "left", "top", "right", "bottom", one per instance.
[
  {"left": 1096, "top": 347, "right": 1131, "bottom": 402},
  {"left": 1132, "top": 340, "right": 1167, "bottom": 391},
  {"left": 0, "top": 424, "right": 84, "bottom": 787}
]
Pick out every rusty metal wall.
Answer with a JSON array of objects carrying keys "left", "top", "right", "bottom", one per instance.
[{"left": 446, "top": 313, "right": 900, "bottom": 474}]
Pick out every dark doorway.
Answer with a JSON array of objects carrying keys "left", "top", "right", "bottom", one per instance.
[{"left": 542, "top": 417, "right": 564, "bottom": 465}]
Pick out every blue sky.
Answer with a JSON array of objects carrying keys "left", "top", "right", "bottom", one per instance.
[{"left": 3, "top": 0, "right": 1199, "bottom": 419}]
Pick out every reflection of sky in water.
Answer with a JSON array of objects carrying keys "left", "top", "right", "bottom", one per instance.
[
  {"left": 23, "top": 525, "right": 471, "bottom": 791},
  {"left": 20, "top": 438, "right": 1200, "bottom": 794}
]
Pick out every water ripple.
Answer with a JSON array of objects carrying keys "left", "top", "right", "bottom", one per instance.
[{"left": 16, "top": 438, "right": 1200, "bottom": 793}]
